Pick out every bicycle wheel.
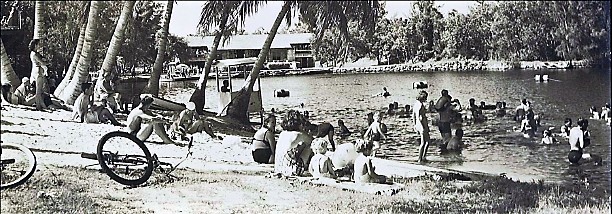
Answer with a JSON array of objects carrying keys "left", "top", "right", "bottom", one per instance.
[
  {"left": 1, "top": 142, "right": 37, "bottom": 189},
  {"left": 97, "top": 131, "right": 154, "bottom": 186}
]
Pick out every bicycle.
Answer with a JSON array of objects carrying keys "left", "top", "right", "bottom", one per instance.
[
  {"left": 80, "top": 130, "right": 193, "bottom": 186},
  {"left": 1, "top": 141, "right": 37, "bottom": 189}
]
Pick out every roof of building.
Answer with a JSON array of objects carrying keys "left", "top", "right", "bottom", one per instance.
[{"left": 184, "top": 33, "right": 313, "bottom": 50}]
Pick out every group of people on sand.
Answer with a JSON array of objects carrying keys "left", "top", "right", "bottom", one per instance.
[
  {"left": 1, "top": 39, "right": 69, "bottom": 111},
  {"left": 250, "top": 109, "right": 390, "bottom": 184}
]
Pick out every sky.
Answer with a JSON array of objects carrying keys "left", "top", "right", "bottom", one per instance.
[{"left": 168, "top": 1, "right": 476, "bottom": 37}]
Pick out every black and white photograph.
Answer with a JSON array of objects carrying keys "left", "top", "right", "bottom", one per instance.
[{"left": 1, "top": 1, "right": 610, "bottom": 213}]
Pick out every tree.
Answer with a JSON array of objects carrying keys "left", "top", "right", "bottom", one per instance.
[
  {"left": 54, "top": 21, "right": 86, "bottom": 98},
  {"left": 189, "top": 1, "right": 265, "bottom": 115},
  {"left": 32, "top": 0, "right": 46, "bottom": 110},
  {"left": 1, "top": 40, "right": 20, "bottom": 89},
  {"left": 144, "top": 0, "right": 173, "bottom": 96},
  {"left": 409, "top": 1, "right": 443, "bottom": 61},
  {"left": 59, "top": 1, "right": 102, "bottom": 105},
  {"left": 225, "top": 1, "right": 380, "bottom": 122}
]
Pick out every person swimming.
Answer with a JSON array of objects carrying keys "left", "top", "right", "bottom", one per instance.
[{"left": 541, "top": 129, "right": 558, "bottom": 144}]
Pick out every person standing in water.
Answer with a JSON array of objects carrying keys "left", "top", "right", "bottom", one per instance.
[
  {"left": 413, "top": 90, "right": 431, "bottom": 162},
  {"left": 435, "top": 89, "right": 453, "bottom": 151}
]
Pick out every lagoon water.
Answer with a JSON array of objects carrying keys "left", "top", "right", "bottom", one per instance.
[{"left": 134, "top": 68, "right": 611, "bottom": 191}]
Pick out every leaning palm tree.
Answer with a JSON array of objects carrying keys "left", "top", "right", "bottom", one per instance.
[
  {"left": 0, "top": 40, "right": 20, "bottom": 89},
  {"left": 60, "top": 0, "right": 102, "bottom": 105},
  {"left": 94, "top": 1, "right": 136, "bottom": 99},
  {"left": 143, "top": 0, "right": 174, "bottom": 96},
  {"left": 224, "top": 1, "right": 380, "bottom": 123},
  {"left": 189, "top": 0, "right": 265, "bottom": 115},
  {"left": 55, "top": 1, "right": 91, "bottom": 98}
]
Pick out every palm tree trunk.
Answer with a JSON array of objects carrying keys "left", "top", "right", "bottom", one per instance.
[
  {"left": 225, "top": 1, "right": 291, "bottom": 123},
  {"left": 1, "top": 40, "right": 20, "bottom": 89},
  {"left": 145, "top": 0, "right": 174, "bottom": 96},
  {"left": 32, "top": 0, "right": 46, "bottom": 110},
  {"left": 94, "top": 1, "right": 135, "bottom": 99},
  {"left": 189, "top": 6, "right": 231, "bottom": 115},
  {"left": 55, "top": 22, "right": 86, "bottom": 98},
  {"left": 60, "top": 1, "right": 101, "bottom": 105}
]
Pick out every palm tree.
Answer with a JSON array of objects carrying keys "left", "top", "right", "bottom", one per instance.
[
  {"left": 225, "top": 1, "right": 380, "bottom": 123},
  {"left": 225, "top": 1, "right": 295, "bottom": 123},
  {"left": 144, "top": 0, "right": 174, "bottom": 96},
  {"left": 59, "top": 0, "right": 102, "bottom": 105},
  {"left": 32, "top": 0, "right": 46, "bottom": 110},
  {"left": 94, "top": 1, "right": 136, "bottom": 99},
  {"left": 54, "top": 1, "right": 90, "bottom": 98},
  {"left": 0, "top": 40, "right": 20, "bottom": 89},
  {"left": 189, "top": 1, "right": 265, "bottom": 115}
]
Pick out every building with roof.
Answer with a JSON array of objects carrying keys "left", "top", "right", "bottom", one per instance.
[{"left": 183, "top": 33, "right": 315, "bottom": 69}]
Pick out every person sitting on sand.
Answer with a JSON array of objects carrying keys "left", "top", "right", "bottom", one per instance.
[
  {"left": 12, "top": 77, "right": 35, "bottom": 106},
  {"left": 94, "top": 71, "right": 123, "bottom": 113},
  {"left": 363, "top": 111, "right": 386, "bottom": 157},
  {"left": 126, "top": 96, "right": 176, "bottom": 144},
  {"left": 308, "top": 138, "right": 337, "bottom": 179},
  {"left": 354, "top": 139, "right": 388, "bottom": 184},
  {"left": 250, "top": 113, "right": 277, "bottom": 164},
  {"left": 274, "top": 110, "right": 313, "bottom": 176},
  {"left": 541, "top": 129, "right": 558, "bottom": 145},
  {"left": 337, "top": 119, "right": 351, "bottom": 137},
  {"left": 169, "top": 102, "right": 217, "bottom": 141},
  {"left": 445, "top": 128, "right": 464, "bottom": 151},
  {"left": 85, "top": 99, "right": 123, "bottom": 126},
  {"left": 72, "top": 82, "right": 93, "bottom": 123}
]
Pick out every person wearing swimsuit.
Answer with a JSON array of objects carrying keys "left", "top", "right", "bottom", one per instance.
[
  {"left": 308, "top": 138, "right": 337, "bottom": 179},
  {"left": 252, "top": 114, "right": 277, "bottom": 164}
]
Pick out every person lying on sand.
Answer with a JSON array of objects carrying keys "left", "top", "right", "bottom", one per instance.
[
  {"left": 354, "top": 139, "right": 388, "bottom": 184},
  {"left": 169, "top": 102, "right": 217, "bottom": 141},
  {"left": 308, "top": 138, "right": 337, "bottom": 179}
]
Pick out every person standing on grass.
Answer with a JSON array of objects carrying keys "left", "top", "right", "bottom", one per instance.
[
  {"left": 435, "top": 89, "right": 453, "bottom": 151},
  {"left": 413, "top": 90, "right": 431, "bottom": 162}
]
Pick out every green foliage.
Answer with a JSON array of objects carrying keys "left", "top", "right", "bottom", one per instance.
[{"left": 308, "top": 1, "right": 609, "bottom": 65}]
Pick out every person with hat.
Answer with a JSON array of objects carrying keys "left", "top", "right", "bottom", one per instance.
[{"left": 169, "top": 101, "right": 217, "bottom": 141}]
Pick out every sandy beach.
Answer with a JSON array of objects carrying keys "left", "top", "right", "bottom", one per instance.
[{"left": 2, "top": 99, "right": 610, "bottom": 213}]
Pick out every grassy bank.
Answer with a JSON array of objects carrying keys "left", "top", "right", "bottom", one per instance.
[{"left": 2, "top": 166, "right": 609, "bottom": 213}]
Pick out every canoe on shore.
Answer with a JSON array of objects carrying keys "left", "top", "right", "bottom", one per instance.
[{"left": 139, "top": 94, "right": 186, "bottom": 111}]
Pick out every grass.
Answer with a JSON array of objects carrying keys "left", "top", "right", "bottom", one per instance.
[{"left": 1, "top": 166, "right": 610, "bottom": 213}]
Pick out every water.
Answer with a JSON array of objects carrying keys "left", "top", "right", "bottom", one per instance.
[{"left": 125, "top": 68, "right": 611, "bottom": 191}]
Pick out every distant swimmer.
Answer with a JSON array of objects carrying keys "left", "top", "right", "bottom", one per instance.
[
  {"left": 373, "top": 87, "right": 391, "bottom": 97},
  {"left": 590, "top": 106, "right": 600, "bottom": 120},
  {"left": 337, "top": 119, "right": 352, "bottom": 137}
]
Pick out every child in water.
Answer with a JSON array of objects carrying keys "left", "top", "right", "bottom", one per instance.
[
  {"left": 363, "top": 111, "right": 386, "bottom": 157},
  {"left": 541, "top": 129, "right": 558, "bottom": 145},
  {"left": 308, "top": 138, "right": 337, "bottom": 179}
]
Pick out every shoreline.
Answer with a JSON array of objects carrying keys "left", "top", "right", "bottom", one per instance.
[
  {"left": 1, "top": 99, "right": 611, "bottom": 213},
  {"left": 330, "top": 59, "right": 593, "bottom": 74}
]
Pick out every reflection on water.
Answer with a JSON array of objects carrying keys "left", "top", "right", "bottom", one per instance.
[{"left": 122, "top": 68, "right": 611, "bottom": 191}]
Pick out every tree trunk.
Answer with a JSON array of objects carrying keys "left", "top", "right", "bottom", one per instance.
[
  {"left": 94, "top": 1, "right": 135, "bottom": 99},
  {"left": 54, "top": 22, "right": 86, "bottom": 98},
  {"left": 225, "top": 2, "right": 291, "bottom": 123},
  {"left": 32, "top": 1, "right": 46, "bottom": 110},
  {"left": 0, "top": 40, "right": 20, "bottom": 90},
  {"left": 144, "top": 0, "right": 174, "bottom": 96},
  {"left": 60, "top": 1, "right": 101, "bottom": 105},
  {"left": 189, "top": 6, "right": 231, "bottom": 115}
]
